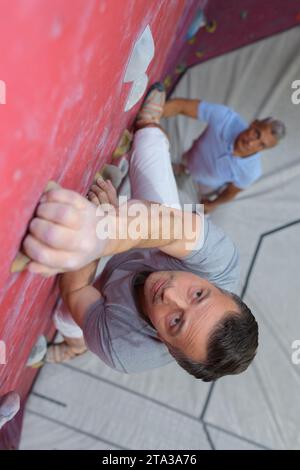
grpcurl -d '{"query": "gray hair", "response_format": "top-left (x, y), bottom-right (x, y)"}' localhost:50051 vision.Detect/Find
top-left (259, 117), bottom-right (286, 141)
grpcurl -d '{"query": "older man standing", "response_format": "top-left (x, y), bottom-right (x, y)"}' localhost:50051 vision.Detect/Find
top-left (163, 98), bottom-right (286, 212)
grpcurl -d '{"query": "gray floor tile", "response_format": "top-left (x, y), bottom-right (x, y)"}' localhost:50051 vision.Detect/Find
top-left (25, 364), bottom-right (210, 450)
top-left (207, 425), bottom-right (264, 450)
top-left (205, 226), bottom-right (300, 449)
top-left (20, 411), bottom-right (120, 450)
top-left (67, 352), bottom-right (211, 418)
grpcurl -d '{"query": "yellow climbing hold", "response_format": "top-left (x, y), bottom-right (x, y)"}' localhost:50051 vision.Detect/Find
top-left (30, 360), bottom-right (45, 369)
top-left (195, 50), bottom-right (204, 58)
top-left (206, 20), bottom-right (217, 33)
top-left (10, 252), bottom-right (31, 273)
top-left (112, 129), bottom-right (133, 159)
top-left (44, 180), bottom-right (61, 192)
top-left (188, 37), bottom-right (196, 45)
top-left (94, 170), bottom-right (102, 182)
top-left (163, 75), bottom-right (172, 89)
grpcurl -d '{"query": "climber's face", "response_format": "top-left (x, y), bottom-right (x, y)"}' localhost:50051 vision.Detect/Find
top-left (234, 120), bottom-right (278, 157)
top-left (140, 270), bottom-right (238, 361)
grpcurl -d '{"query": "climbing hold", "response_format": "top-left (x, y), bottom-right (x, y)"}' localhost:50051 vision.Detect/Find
top-left (30, 361), bottom-right (44, 369)
top-left (10, 180), bottom-right (60, 273)
top-left (205, 20), bottom-right (217, 33)
top-left (10, 253), bottom-right (31, 273)
top-left (44, 180), bottom-right (60, 192)
top-left (0, 391), bottom-right (20, 430)
top-left (187, 37), bottom-right (196, 45)
top-left (112, 129), bottom-right (133, 159)
top-left (26, 335), bottom-right (47, 367)
top-left (186, 9), bottom-right (206, 40)
top-left (163, 75), bottom-right (172, 89)
top-left (195, 50), bottom-right (205, 58)
top-left (240, 10), bottom-right (248, 20)
top-left (175, 64), bottom-right (186, 75)
top-left (94, 160), bottom-right (129, 191)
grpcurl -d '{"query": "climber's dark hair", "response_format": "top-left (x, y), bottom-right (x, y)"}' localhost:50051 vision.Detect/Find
top-left (167, 291), bottom-right (258, 382)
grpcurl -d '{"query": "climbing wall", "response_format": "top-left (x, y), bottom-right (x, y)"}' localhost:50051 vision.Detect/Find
top-left (0, 0), bottom-right (298, 449)
top-left (0, 0), bottom-right (202, 449)
top-left (163, 0), bottom-right (300, 93)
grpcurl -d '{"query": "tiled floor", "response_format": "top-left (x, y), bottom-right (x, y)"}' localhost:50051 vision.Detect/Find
top-left (21, 358), bottom-right (212, 450)
top-left (21, 355), bottom-right (269, 450)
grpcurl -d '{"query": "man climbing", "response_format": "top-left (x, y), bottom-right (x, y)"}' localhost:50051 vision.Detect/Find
top-left (23, 84), bottom-right (258, 382)
top-left (163, 98), bottom-right (286, 212)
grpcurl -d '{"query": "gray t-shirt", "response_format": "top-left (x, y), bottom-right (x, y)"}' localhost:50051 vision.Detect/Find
top-left (83, 218), bottom-right (239, 374)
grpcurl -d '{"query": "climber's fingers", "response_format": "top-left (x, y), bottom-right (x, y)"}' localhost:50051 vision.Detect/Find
top-left (40, 188), bottom-right (88, 210)
top-left (23, 235), bottom-right (82, 271)
top-left (104, 179), bottom-right (119, 207)
top-left (19, 184), bottom-right (105, 276)
top-left (90, 184), bottom-right (109, 205)
top-left (87, 190), bottom-right (101, 207)
top-left (89, 177), bottom-right (118, 208)
top-left (28, 218), bottom-right (80, 251)
top-left (36, 202), bottom-right (82, 229)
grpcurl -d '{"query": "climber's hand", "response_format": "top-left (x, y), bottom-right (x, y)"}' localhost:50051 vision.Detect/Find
top-left (87, 176), bottom-right (118, 208)
top-left (23, 188), bottom-right (105, 276)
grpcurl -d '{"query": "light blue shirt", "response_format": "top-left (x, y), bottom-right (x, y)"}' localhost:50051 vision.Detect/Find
top-left (186, 101), bottom-right (262, 189)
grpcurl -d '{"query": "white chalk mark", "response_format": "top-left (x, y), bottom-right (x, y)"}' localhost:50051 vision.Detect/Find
top-left (13, 170), bottom-right (22, 182)
top-left (0, 341), bottom-right (6, 365)
top-left (0, 80), bottom-right (6, 104)
top-left (50, 19), bottom-right (63, 39)
top-left (124, 25), bottom-right (155, 112)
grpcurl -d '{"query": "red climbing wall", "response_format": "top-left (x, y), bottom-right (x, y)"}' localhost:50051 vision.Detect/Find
top-left (0, 0), bottom-right (201, 448)
top-left (164, 0), bottom-right (300, 93)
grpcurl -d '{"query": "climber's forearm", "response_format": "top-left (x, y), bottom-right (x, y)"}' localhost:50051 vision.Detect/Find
top-left (22, 188), bottom-right (200, 276)
top-left (98, 198), bottom-right (201, 259)
top-left (163, 98), bottom-right (200, 118)
top-left (97, 199), bottom-right (188, 256)
top-left (59, 259), bottom-right (101, 328)
top-left (59, 259), bottom-right (99, 301)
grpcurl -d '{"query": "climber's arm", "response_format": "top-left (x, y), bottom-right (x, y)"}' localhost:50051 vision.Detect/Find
top-left (202, 183), bottom-right (242, 213)
top-left (59, 259), bottom-right (101, 328)
top-left (163, 98), bottom-right (200, 119)
top-left (23, 186), bottom-right (201, 275)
